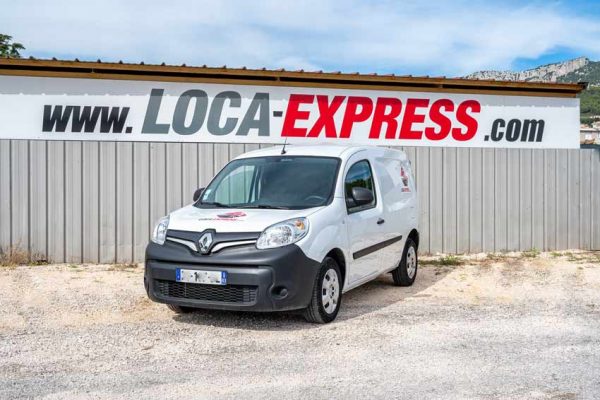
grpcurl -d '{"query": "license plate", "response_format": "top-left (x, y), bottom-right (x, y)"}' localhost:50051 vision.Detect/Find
top-left (176, 268), bottom-right (227, 285)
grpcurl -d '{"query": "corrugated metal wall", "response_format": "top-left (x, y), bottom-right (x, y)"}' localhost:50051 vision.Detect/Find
top-left (1, 139), bottom-right (599, 263)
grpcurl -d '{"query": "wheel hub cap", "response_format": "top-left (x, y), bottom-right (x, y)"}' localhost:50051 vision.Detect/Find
top-left (321, 268), bottom-right (340, 314)
top-left (406, 246), bottom-right (417, 279)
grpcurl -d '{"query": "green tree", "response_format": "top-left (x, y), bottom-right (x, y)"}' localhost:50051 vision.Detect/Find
top-left (0, 34), bottom-right (25, 58)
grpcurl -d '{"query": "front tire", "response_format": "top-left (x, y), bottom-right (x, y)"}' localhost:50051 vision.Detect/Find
top-left (392, 239), bottom-right (418, 286)
top-left (304, 257), bottom-right (342, 323)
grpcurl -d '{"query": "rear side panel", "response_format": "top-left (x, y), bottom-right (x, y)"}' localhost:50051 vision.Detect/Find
top-left (371, 152), bottom-right (417, 273)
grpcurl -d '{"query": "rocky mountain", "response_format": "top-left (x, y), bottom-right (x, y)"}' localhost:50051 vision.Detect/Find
top-left (465, 57), bottom-right (600, 123)
top-left (557, 61), bottom-right (600, 86)
top-left (464, 57), bottom-right (592, 83)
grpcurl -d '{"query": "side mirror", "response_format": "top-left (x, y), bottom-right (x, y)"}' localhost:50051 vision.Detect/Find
top-left (193, 187), bottom-right (205, 202)
top-left (351, 187), bottom-right (374, 207)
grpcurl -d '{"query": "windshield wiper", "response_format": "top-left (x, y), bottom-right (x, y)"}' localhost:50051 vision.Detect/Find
top-left (244, 204), bottom-right (290, 210)
top-left (200, 201), bottom-right (232, 208)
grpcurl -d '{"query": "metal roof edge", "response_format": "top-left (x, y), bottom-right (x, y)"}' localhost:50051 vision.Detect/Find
top-left (0, 58), bottom-right (586, 97)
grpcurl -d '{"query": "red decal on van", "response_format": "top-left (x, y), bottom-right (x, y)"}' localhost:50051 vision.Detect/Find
top-left (217, 211), bottom-right (247, 219)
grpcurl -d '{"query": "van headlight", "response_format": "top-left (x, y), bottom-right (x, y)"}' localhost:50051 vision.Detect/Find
top-left (151, 216), bottom-right (170, 245)
top-left (256, 218), bottom-right (309, 249)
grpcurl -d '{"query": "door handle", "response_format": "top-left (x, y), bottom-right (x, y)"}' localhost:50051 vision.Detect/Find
top-left (377, 218), bottom-right (385, 225)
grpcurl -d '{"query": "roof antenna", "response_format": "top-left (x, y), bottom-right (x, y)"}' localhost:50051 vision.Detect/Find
top-left (281, 137), bottom-right (288, 155)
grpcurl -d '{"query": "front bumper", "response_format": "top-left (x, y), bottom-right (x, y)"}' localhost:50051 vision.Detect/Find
top-left (144, 240), bottom-right (321, 312)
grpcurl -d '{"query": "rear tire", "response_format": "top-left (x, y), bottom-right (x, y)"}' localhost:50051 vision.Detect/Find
top-left (167, 304), bottom-right (195, 314)
top-left (304, 257), bottom-right (342, 324)
top-left (392, 239), bottom-right (418, 286)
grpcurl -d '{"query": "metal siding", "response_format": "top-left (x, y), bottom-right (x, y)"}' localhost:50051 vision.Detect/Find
top-left (442, 148), bottom-right (457, 253)
top-left (429, 148), bottom-right (443, 253)
top-left (579, 150), bottom-right (591, 250)
top-left (116, 142), bottom-right (133, 262)
top-left (10, 140), bottom-right (29, 252)
top-left (506, 150), bottom-right (520, 250)
top-left (99, 142), bottom-right (117, 264)
top-left (244, 144), bottom-right (261, 153)
top-left (531, 150), bottom-right (545, 250)
top-left (555, 150), bottom-right (569, 250)
top-left (543, 150), bottom-right (557, 250)
top-left (182, 143), bottom-right (199, 205)
top-left (214, 144), bottom-right (230, 174)
top-left (47, 141), bottom-right (65, 262)
top-left (65, 141), bottom-right (82, 262)
top-left (415, 147), bottom-right (430, 253)
top-left (166, 143), bottom-right (183, 213)
top-left (494, 149), bottom-right (508, 251)
top-left (29, 140), bottom-right (47, 259)
top-left (198, 143), bottom-right (214, 187)
top-left (1, 140), bottom-right (598, 262)
top-left (469, 148), bottom-right (483, 253)
top-left (82, 142), bottom-right (100, 263)
top-left (592, 150), bottom-right (600, 250)
top-left (519, 149), bottom-right (532, 250)
top-left (229, 144), bottom-right (246, 159)
top-left (0, 141), bottom-right (10, 252)
top-left (456, 148), bottom-right (470, 253)
top-left (149, 143), bottom-right (167, 231)
top-left (133, 143), bottom-right (150, 261)
top-left (567, 149), bottom-right (580, 249)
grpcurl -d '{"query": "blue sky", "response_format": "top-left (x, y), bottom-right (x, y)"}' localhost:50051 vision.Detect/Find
top-left (1, 0), bottom-right (600, 77)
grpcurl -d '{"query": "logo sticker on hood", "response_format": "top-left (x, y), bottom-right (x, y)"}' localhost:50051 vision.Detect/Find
top-left (198, 211), bottom-right (247, 221)
top-left (217, 211), bottom-right (246, 219)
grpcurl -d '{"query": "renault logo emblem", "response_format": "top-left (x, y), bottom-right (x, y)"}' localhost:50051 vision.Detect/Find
top-left (198, 232), bottom-right (214, 254)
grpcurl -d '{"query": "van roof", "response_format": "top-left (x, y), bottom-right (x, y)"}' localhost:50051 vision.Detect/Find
top-left (234, 144), bottom-right (383, 160)
top-left (237, 143), bottom-right (369, 158)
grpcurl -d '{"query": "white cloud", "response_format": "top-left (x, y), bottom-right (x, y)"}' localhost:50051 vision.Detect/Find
top-left (1, 0), bottom-right (599, 76)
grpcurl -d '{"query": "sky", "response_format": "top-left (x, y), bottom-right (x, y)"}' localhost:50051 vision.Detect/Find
top-left (1, 0), bottom-right (600, 77)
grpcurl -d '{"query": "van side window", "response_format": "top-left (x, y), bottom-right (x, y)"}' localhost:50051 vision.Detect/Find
top-left (345, 160), bottom-right (376, 212)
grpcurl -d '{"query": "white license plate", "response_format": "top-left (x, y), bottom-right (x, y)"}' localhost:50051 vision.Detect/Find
top-left (176, 268), bottom-right (227, 285)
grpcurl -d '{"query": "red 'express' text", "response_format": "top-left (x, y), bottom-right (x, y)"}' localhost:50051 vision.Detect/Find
top-left (281, 95), bottom-right (481, 141)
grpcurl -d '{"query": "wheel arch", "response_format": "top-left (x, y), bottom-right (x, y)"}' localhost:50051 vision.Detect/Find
top-left (325, 248), bottom-right (346, 289)
top-left (407, 229), bottom-right (420, 250)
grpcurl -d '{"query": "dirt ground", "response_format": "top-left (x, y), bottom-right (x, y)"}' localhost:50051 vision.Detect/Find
top-left (1, 251), bottom-right (599, 400)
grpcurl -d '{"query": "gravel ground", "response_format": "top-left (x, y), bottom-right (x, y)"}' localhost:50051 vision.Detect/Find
top-left (1, 252), bottom-right (600, 400)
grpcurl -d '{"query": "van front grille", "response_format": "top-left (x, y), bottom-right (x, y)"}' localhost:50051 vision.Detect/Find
top-left (154, 280), bottom-right (258, 304)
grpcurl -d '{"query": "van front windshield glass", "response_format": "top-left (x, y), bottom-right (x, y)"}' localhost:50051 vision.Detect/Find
top-left (197, 156), bottom-right (340, 210)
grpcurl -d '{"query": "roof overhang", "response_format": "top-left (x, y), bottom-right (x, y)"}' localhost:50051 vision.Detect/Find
top-left (0, 58), bottom-right (586, 98)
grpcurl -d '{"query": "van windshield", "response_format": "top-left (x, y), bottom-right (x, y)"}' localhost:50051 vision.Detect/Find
top-left (197, 156), bottom-right (340, 210)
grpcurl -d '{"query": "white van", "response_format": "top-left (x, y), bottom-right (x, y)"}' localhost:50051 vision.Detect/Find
top-left (144, 145), bottom-right (419, 323)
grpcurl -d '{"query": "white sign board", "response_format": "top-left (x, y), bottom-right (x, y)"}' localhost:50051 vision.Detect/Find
top-left (0, 75), bottom-right (580, 148)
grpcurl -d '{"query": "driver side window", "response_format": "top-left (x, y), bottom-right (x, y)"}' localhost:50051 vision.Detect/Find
top-left (345, 160), bottom-right (376, 213)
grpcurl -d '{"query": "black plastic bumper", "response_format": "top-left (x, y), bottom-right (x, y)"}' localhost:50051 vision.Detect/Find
top-left (144, 240), bottom-right (321, 312)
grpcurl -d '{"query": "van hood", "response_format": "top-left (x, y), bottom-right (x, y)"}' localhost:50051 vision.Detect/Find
top-left (167, 204), bottom-right (322, 233)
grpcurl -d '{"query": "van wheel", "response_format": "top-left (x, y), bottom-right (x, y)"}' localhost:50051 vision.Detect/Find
top-left (392, 239), bottom-right (418, 286)
top-left (304, 257), bottom-right (342, 324)
top-left (167, 304), bottom-right (194, 314)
